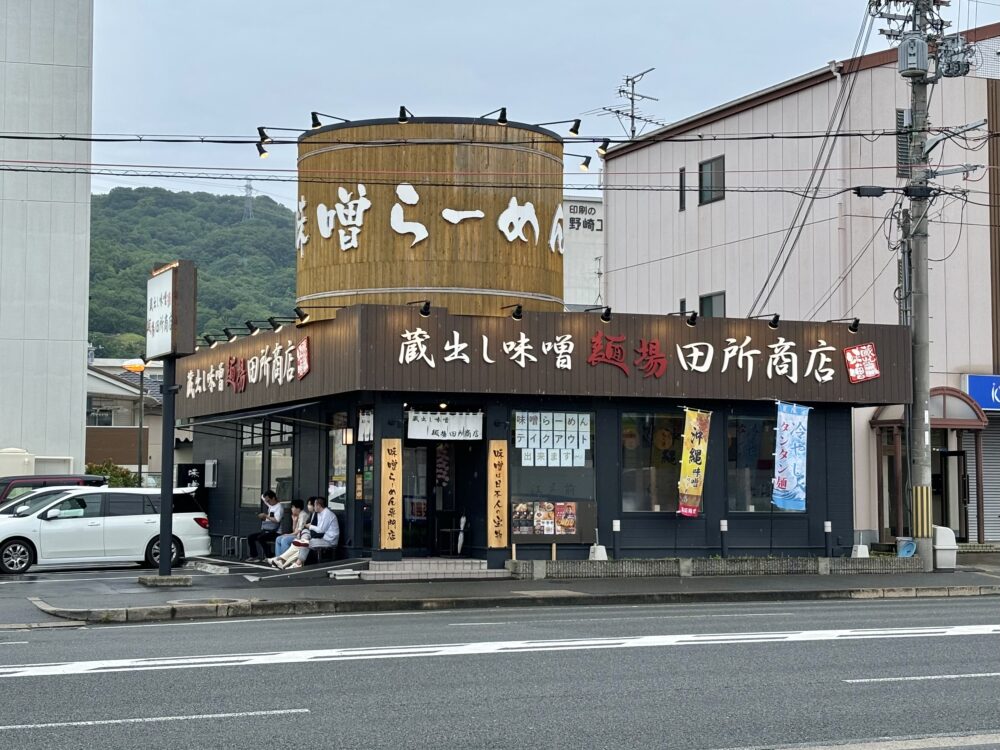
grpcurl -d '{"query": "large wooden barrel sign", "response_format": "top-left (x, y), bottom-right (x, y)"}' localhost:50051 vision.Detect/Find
top-left (295, 118), bottom-right (565, 319)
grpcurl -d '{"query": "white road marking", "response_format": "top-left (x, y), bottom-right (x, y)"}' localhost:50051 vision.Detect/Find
top-left (3, 623), bottom-right (999, 678)
top-left (714, 730), bottom-right (1000, 749)
top-left (447, 612), bottom-right (793, 626)
top-left (0, 641), bottom-right (28, 646)
top-left (0, 708), bottom-right (309, 731)
top-left (845, 672), bottom-right (1000, 684)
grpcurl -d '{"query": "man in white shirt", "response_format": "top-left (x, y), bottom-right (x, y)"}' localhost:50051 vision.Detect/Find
top-left (246, 490), bottom-right (284, 562)
top-left (289, 496), bottom-right (339, 568)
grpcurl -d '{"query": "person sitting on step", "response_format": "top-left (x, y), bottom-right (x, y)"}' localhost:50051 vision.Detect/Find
top-left (269, 498), bottom-right (307, 563)
top-left (287, 496), bottom-right (339, 569)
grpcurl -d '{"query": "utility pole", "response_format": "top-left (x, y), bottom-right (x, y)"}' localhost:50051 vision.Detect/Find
top-left (907, 0), bottom-right (934, 569)
top-left (242, 179), bottom-right (254, 221)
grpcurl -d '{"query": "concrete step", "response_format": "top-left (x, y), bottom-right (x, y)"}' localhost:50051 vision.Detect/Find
top-left (359, 569), bottom-right (511, 582)
top-left (369, 558), bottom-right (487, 572)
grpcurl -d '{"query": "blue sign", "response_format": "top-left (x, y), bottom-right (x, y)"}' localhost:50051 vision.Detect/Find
top-left (964, 374), bottom-right (1000, 411)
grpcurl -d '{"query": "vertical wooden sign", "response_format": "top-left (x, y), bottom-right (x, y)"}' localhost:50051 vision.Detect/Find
top-left (380, 438), bottom-right (402, 549)
top-left (487, 439), bottom-right (509, 549)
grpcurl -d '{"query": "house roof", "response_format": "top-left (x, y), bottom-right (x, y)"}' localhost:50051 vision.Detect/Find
top-left (604, 22), bottom-right (1000, 161)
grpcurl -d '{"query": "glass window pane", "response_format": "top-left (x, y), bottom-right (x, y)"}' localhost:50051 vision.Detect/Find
top-left (57, 495), bottom-right (102, 519)
top-left (621, 412), bottom-right (684, 513)
top-left (727, 416), bottom-right (777, 512)
top-left (107, 494), bottom-right (145, 516)
top-left (929, 395), bottom-right (945, 419)
top-left (943, 396), bottom-right (977, 421)
top-left (329, 411), bottom-right (348, 503)
top-left (510, 411), bottom-right (596, 506)
top-left (241, 449), bottom-right (263, 507)
top-left (270, 446), bottom-right (293, 501)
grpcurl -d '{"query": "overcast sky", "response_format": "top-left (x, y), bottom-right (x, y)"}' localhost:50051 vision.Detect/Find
top-left (90, 0), bottom-right (1000, 208)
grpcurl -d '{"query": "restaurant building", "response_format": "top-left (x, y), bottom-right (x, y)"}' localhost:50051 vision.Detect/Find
top-left (175, 116), bottom-right (912, 564)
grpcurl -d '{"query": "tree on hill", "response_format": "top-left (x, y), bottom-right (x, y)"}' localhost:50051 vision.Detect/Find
top-left (89, 187), bottom-right (296, 358)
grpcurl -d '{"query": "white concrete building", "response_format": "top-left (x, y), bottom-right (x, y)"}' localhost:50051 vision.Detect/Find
top-left (604, 24), bottom-right (1000, 543)
top-left (0, 0), bottom-right (93, 471)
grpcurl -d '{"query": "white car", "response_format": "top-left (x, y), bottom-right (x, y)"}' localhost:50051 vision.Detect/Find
top-left (0, 486), bottom-right (211, 574)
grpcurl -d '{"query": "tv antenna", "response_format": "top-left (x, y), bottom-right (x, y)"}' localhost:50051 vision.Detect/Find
top-left (586, 68), bottom-right (666, 139)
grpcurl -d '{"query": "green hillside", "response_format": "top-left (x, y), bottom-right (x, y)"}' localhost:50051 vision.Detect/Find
top-left (89, 187), bottom-right (296, 358)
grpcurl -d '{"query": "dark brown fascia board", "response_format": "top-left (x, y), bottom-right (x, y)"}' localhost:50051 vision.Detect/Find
top-left (604, 22), bottom-right (1000, 162)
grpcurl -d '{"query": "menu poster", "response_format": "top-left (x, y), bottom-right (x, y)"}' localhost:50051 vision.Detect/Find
top-left (533, 501), bottom-right (555, 534)
top-left (554, 502), bottom-right (577, 535)
top-left (512, 502), bottom-right (534, 534)
top-left (513, 411), bottom-right (594, 470)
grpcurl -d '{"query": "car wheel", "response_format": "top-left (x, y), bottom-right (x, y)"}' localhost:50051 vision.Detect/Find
top-left (0, 539), bottom-right (33, 574)
top-left (144, 536), bottom-right (182, 568)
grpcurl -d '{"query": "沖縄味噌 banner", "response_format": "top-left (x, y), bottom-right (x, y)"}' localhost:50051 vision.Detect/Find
top-left (678, 408), bottom-right (711, 517)
top-left (772, 401), bottom-right (811, 512)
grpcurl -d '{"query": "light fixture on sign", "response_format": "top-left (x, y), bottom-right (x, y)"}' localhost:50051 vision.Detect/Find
top-left (827, 317), bottom-right (861, 334)
top-left (256, 126), bottom-right (273, 144)
top-left (310, 111), bottom-right (350, 129)
top-left (500, 303), bottom-right (523, 321)
top-left (256, 142), bottom-right (268, 159)
top-left (398, 106), bottom-right (414, 124)
top-left (481, 107), bottom-right (508, 125)
top-left (537, 118), bottom-right (582, 136)
top-left (439, 403), bottom-right (448, 410)
top-left (245, 320), bottom-right (265, 337)
top-left (407, 299), bottom-right (431, 317)
top-left (585, 305), bottom-right (612, 323)
top-left (565, 152), bottom-right (592, 172)
top-left (597, 138), bottom-right (611, 156)
top-left (267, 316), bottom-right (297, 333)
top-left (750, 313), bottom-right (781, 330)
top-left (223, 326), bottom-right (252, 342)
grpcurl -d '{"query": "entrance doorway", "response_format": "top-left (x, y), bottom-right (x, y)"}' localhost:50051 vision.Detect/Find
top-left (400, 441), bottom-right (485, 556)
top-left (934, 449), bottom-right (969, 541)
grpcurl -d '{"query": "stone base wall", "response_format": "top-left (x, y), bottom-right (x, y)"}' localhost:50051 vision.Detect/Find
top-left (506, 556), bottom-right (925, 580)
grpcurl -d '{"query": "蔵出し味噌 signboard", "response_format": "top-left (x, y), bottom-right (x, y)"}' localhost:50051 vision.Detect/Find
top-left (175, 307), bottom-right (911, 420)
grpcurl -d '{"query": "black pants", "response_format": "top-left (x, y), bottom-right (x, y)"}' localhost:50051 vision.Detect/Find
top-left (247, 529), bottom-right (278, 559)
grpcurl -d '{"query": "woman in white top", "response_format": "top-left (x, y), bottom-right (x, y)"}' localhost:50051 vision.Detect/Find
top-left (268, 498), bottom-right (309, 564)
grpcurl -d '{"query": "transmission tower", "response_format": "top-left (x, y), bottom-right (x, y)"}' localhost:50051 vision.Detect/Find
top-left (242, 179), bottom-right (254, 221)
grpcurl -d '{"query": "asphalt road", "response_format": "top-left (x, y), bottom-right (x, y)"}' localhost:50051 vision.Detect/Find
top-left (1, 598), bottom-right (1000, 749)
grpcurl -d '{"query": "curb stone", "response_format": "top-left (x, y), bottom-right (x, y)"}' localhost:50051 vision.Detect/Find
top-left (27, 584), bottom-right (1000, 624)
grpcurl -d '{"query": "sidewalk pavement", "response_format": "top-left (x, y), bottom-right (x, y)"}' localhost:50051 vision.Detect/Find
top-left (19, 555), bottom-right (1000, 625)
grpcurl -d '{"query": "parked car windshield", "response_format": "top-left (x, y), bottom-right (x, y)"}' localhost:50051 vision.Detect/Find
top-left (0, 487), bottom-right (68, 516)
top-left (3, 490), bottom-right (74, 517)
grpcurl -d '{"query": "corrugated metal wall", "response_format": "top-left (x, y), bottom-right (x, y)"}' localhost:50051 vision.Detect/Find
top-left (963, 418), bottom-right (1000, 542)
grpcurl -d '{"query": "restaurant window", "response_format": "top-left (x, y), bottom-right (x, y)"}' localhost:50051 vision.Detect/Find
top-left (328, 412), bottom-right (349, 504)
top-left (270, 446), bottom-right (293, 502)
top-left (621, 412), bottom-right (685, 513)
top-left (240, 449), bottom-right (263, 508)
top-left (699, 292), bottom-right (725, 318)
top-left (726, 415), bottom-right (780, 512)
top-left (698, 155), bottom-right (725, 205)
top-left (678, 167), bottom-right (686, 211)
top-left (510, 411), bottom-right (595, 536)
top-left (240, 421), bottom-right (264, 508)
